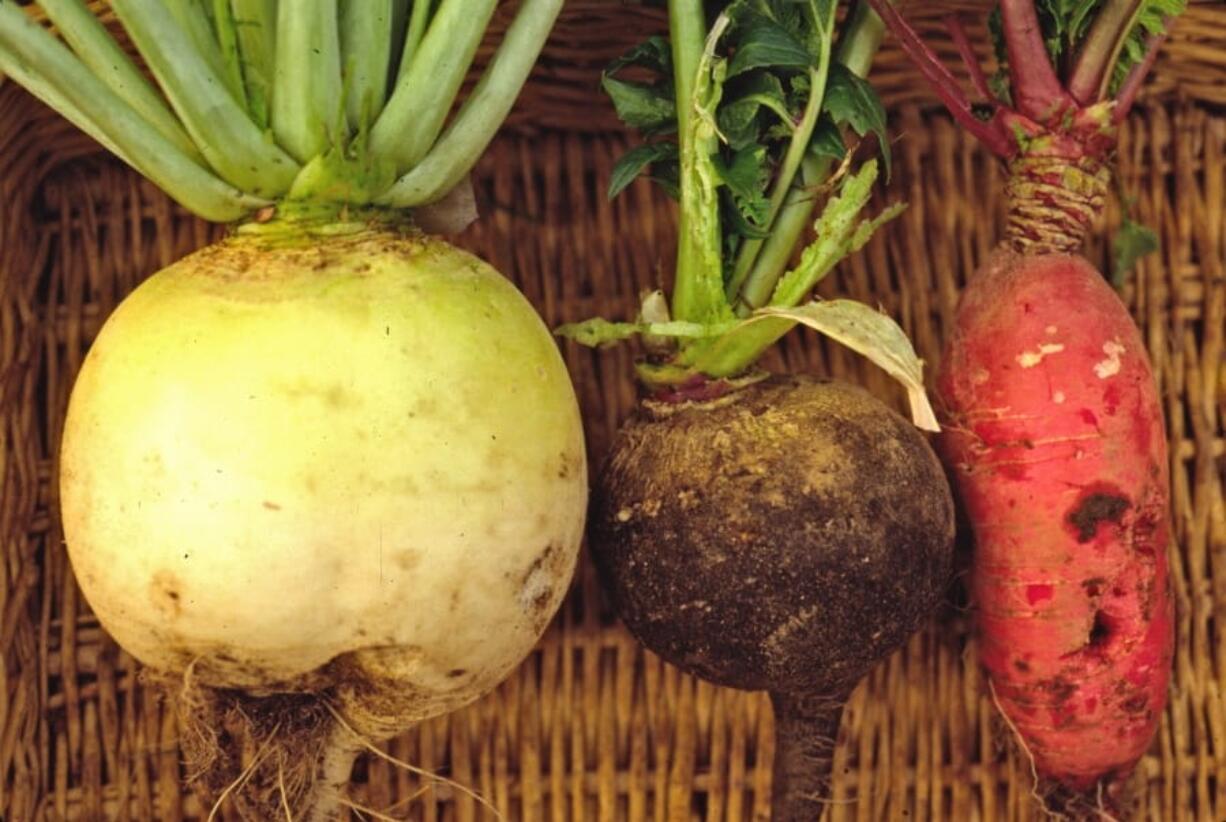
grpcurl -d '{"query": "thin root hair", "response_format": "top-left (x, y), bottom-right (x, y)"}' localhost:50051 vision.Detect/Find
top-left (323, 700), bottom-right (505, 820)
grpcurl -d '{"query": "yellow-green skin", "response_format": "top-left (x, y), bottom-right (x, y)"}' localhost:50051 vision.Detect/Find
top-left (60, 224), bottom-right (587, 736)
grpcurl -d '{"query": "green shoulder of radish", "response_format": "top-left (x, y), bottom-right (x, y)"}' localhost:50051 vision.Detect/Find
top-left (556, 2), bottom-right (955, 817)
top-left (1, 1), bottom-right (583, 818)
top-left (866, 0), bottom-right (1182, 813)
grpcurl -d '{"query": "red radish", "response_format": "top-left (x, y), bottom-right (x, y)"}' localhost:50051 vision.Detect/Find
top-left (868, 0), bottom-right (1180, 808)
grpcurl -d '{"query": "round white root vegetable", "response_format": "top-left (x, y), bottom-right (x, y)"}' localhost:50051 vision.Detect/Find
top-left (3, 0), bottom-right (575, 814)
top-left (60, 225), bottom-right (586, 816)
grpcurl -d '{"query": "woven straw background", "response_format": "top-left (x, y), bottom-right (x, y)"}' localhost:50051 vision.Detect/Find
top-left (0, 2), bottom-right (1222, 819)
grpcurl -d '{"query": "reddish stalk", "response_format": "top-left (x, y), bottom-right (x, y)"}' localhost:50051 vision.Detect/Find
top-left (1113, 31), bottom-right (1169, 122)
top-left (864, 0), bottom-right (1014, 156)
top-left (1067, 0), bottom-right (1143, 104)
top-left (944, 14), bottom-right (995, 102)
top-left (998, 0), bottom-right (1071, 121)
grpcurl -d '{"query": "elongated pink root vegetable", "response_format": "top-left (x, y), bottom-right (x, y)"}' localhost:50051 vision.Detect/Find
top-left (869, 0), bottom-right (1178, 809)
top-left (941, 251), bottom-right (1172, 793)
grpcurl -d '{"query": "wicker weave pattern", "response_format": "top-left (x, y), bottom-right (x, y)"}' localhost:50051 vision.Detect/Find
top-left (1, 3), bottom-right (1223, 820)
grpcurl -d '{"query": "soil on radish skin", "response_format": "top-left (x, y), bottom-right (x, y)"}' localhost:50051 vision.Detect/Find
top-left (591, 375), bottom-right (956, 696)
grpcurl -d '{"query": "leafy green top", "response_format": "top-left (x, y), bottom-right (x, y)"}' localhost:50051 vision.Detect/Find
top-left (989, 0), bottom-right (1186, 100)
top-left (557, 1), bottom-right (939, 430)
top-left (0, 0), bottom-right (564, 224)
top-left (602, 3), bottom-right (890, 273)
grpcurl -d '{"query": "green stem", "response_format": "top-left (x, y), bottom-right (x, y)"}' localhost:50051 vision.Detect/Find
top-left (732, 155), bottom-right (830, 316)
top-left (340, 0), bottom-right (394, 131)
top-left (111, 0), bottom-right (299, 197)
top-left (669, 0), bottom-right (705, 143)
top-left (0, 3), bottom-right (262, 221)
top-left (677, 2), bottom-right (894, 380)
top-left (230, 0), bottom-right (276, 128)
top-left (728, 62), bottom-right (830, 311)
top-left (272, 0), bottom-right (343, 164)
top-left (729, 0), bottom-right (885, 316)
top-left (376, 0), bottom-right (564, 208)
top-left (370, 0), bottom-right (498, 174)
top-left (668, 0), bottom-right (717, 325)
top-left (37, 0), bottom-right (202, 160)
top-left (163, 0), bottom-right (242, 103)
top-left (838, 0), bottom-right (888, 77)
top-left (210, 0), bottom-right (249, 113)
top-left (396, 0), bottom-right (434, 83)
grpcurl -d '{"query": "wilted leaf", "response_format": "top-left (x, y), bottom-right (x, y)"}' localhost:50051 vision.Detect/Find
top-left (755, 300), bottom-right (938, 431)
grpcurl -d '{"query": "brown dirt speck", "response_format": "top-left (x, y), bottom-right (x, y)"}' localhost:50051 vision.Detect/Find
top-left (151, 570), bottom-right (183, 618)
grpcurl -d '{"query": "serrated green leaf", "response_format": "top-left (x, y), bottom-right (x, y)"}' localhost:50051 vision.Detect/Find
top-left (608, 142), bottom-right (678, 200)
top-left (755, 300), bottom-right (939, 431)
top-left (1109, 0), bottom-right (1186, 94)
top-left (849, 201), bottom-right (907, 253)
top-left (823, 63), bottom-right (891, 177)
top-left (770, 159), bottom-right (902, 307)
top-left (727, 13), bottom-right (813, 77)
top-left (601, 73), bottom-right (676, 135)
top-left (1111, 216), bottom-right (1159, 286)
top-left (712, 145), bottom-right (771, 228)
top-left (607, 35), bottom-right (673, 78)
top-left (1034, 0), bottom-right (1102, 62)
top-left (721, 193), bottom-right (772, 241)
top-left (807, 115), bottom-right (846, 161)
top-left (651, 166), bottom-right (681, 200)
top-left (1068, 1), bottom-right (1100, 43)
top-left (717, 70), bottom-right (792, 150)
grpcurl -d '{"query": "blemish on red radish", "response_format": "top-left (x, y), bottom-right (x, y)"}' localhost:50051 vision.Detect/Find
top-left (1065, 486), bottom-right (1130, 543)
top-left (1102, 382), bottom-right (1122, 415)
top-left (1082, 577), bottom-right (1106, 597)
top-left (1026, 583), bottom-right (1054, 604)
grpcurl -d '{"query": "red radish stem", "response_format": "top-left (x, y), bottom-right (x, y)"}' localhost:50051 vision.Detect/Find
top-left (944, 15), bottom-right (995, 103)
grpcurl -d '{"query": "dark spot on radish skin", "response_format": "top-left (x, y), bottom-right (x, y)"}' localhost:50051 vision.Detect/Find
top-left (1014, 658), bottom-right (1031, 673)
top-left (1066, 490), bottom-right (1130, 543)
top-left (1079, 409), bottom-right (1098, 426)
top-left (1040, 676), bottom-right (1077, 703)
top-left (1121, 693), bottom-right (1148, 713)
top-left (1082, 577), bottom-right (1106, 597)
top-left (1087, 611), bottom-right (1113, 649)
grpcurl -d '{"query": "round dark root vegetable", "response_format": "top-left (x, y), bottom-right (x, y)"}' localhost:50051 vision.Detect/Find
top-left (591, 376), bottom-right (955, 820)
top-left (557, 1), bottom-right (957, 815)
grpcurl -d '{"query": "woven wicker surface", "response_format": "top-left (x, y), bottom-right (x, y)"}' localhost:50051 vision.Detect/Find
top-left (0, 2), bottom-right (1222, 820)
